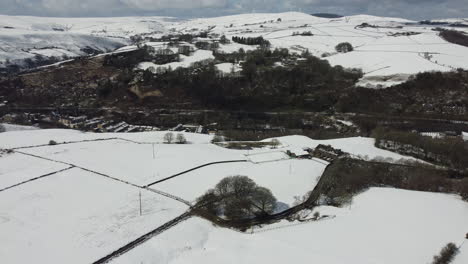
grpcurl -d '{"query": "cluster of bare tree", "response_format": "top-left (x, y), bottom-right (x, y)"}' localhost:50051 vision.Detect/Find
top-left (196, 175), bottom-right (277, 220)
top-left (163, 132), bottom-right (187, 144)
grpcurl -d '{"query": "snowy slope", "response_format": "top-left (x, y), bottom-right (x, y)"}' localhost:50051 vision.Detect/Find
top-left (155, 158), bottom-right (327, 206)
top-left (111, 188), bottom-right (468, 264)
top-left (170, 12), bottom-right (468, 87)
top-left (20, 139), bottom-right (245, 186)
top-left (0, 123), bottom-right (39, 132)
top-left (270, 135), bottom-right (418, 161)
top-left (0, 15), bottom-right (171, 67)
top-left (1, 128), bottom-right (467, 263)
top-left (0, 168), bottom-right (187, 264)
top-left (0, 152), bottom-right (68, 190)
top-left (2, 12), bottom-right (468, 86)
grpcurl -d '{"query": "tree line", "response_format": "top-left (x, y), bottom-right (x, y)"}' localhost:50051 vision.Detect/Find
top-left (231, 36), bottom-right (271, 47)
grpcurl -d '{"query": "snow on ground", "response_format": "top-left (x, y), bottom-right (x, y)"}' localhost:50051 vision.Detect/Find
top-left (0, 168), bottom-right (187, 264)
top-left (0, 129), bottom-right (212, 149)
top-left (453, 242), bottom-right (468, 264)
top-left (154, 158), bottom-right (327, 206)
top-left (272, 135), bottom-right (416, 161)
top-left (170, 12), bottom-right (468, 87)
top-left (110, 187), bottom-right (468, 264)
top-left (0, 123), bottom-right (39, 132)
top-left (20, 139), bottom-right (244, 186)
top-left (0, 15), bottom-right (172, 65)
top-left (0, 152), bottom-right (68, 190)
top-left (245, 150), bottom-right (289, 163)
top-left (215, 62), bottom-right (242, 73)
top-left (138, 49), bottom-right (214, 71)
top-left (1, 129), bottom-right (466, 263)
top-left (2, 12), bottom-right (468, 86)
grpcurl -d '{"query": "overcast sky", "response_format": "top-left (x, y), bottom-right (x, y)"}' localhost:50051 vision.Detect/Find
top-left (0, 0), bottom-right (467, 19)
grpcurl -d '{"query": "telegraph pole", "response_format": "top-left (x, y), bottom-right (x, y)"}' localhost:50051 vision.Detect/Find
top-left (139, 191), bottom-right (142, 216)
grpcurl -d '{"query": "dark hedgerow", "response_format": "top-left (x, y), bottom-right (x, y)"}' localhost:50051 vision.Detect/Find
top-left (432, 243), bottom-right (459, 264)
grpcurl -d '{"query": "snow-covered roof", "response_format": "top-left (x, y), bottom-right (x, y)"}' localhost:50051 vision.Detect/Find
top-left (287, 147), bottom-right (309, 156)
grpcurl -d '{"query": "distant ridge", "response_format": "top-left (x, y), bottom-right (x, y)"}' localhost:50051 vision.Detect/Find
top-left (311, 13), bottom-right (343, 18)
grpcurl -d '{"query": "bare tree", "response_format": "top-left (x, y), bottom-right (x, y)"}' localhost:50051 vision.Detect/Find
top-left (163, 132), bottom-right (174, 144)
top-left (270, 138), bottom-right (280, 148)
top-left (211, 131), bottom-right (224, 143)
top-left (176, 133), bottom-right (187, 144)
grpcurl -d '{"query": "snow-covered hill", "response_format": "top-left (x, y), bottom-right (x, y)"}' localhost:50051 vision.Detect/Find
top-left (112, 187), bottom-right (468, 264)
top-left (0, 128), bottom-right (467, 263)
top-left (0, 15), bottom-right (172, 68)
top-left (169, 12), bottom-right (468, 87)
top-left (1, 12), bottom-right (468, 87)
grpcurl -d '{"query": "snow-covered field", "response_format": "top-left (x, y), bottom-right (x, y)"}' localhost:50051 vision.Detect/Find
top-left (155, 158), bottom-right (327, 206)
top-left (271, 135), bottom-right (419, 161)
top-left (2, 12), bottom-right (468, 87)
top-left (111, 187), bottom-right (468, 264)
top-left (170, 12), bottom-right (468, 87)
top-left (0, 123), bottom-right (39, 132)
top-left (0, 152), bottom-right (69, 190)
top-left (1, 128), bottom-right (467, 263)
top-left (0, 168), bottom-right (187, 264)
top-left (20, 139), bottom-right (245, 186)
top-left (0, 129), bottom-right (331, 263)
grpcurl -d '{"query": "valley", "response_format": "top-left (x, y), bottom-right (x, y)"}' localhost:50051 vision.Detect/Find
top-left (1, 11), bottom-right (468, 264)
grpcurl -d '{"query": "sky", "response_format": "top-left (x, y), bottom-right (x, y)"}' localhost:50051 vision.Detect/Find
top-left (0, 0), bottom-right (467, 19)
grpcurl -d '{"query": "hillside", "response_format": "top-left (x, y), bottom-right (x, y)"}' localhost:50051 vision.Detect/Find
top-left (0, 129), bottom-right (466, 263)
top-left (0, 15), bottom-right (171, 71)
top-left (2, 12), bottom-right (468, 87)
top-left (2, 11), bottom-right (468, 264)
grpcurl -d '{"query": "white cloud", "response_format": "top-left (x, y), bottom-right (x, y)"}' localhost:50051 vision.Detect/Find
top-left (120, 0), bottom-right (227, 10)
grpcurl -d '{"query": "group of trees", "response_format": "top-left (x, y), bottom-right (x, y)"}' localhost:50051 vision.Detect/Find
top-left (100, 41), bottom-right (467, 121)
top-left (196, 175), bottom-right (277, 220)
top-left (104, 48), bottom-right (153, 69)
top-left (336, 70), bottom-right (468, 117)
top-left (163, 132), bottom-right (187, 144)
top-left (335, 42), bottom-right (353, 53)
top-left (195, 41), bottom-right (219, 51)
top-left (137, 48), bottom-right (360, 111)
top-left (373, 127), bottom-right (468, 171)
top-left (231, 36), bottom-right (271, 47)
top-left (292, 31), bottom-right (313, 36)
top-left (432, 243), bottom-right (459, 264)
top-left (437, 29), bottom-right (468, 47)
top-left (314, 157), bottom-right (468, 208)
